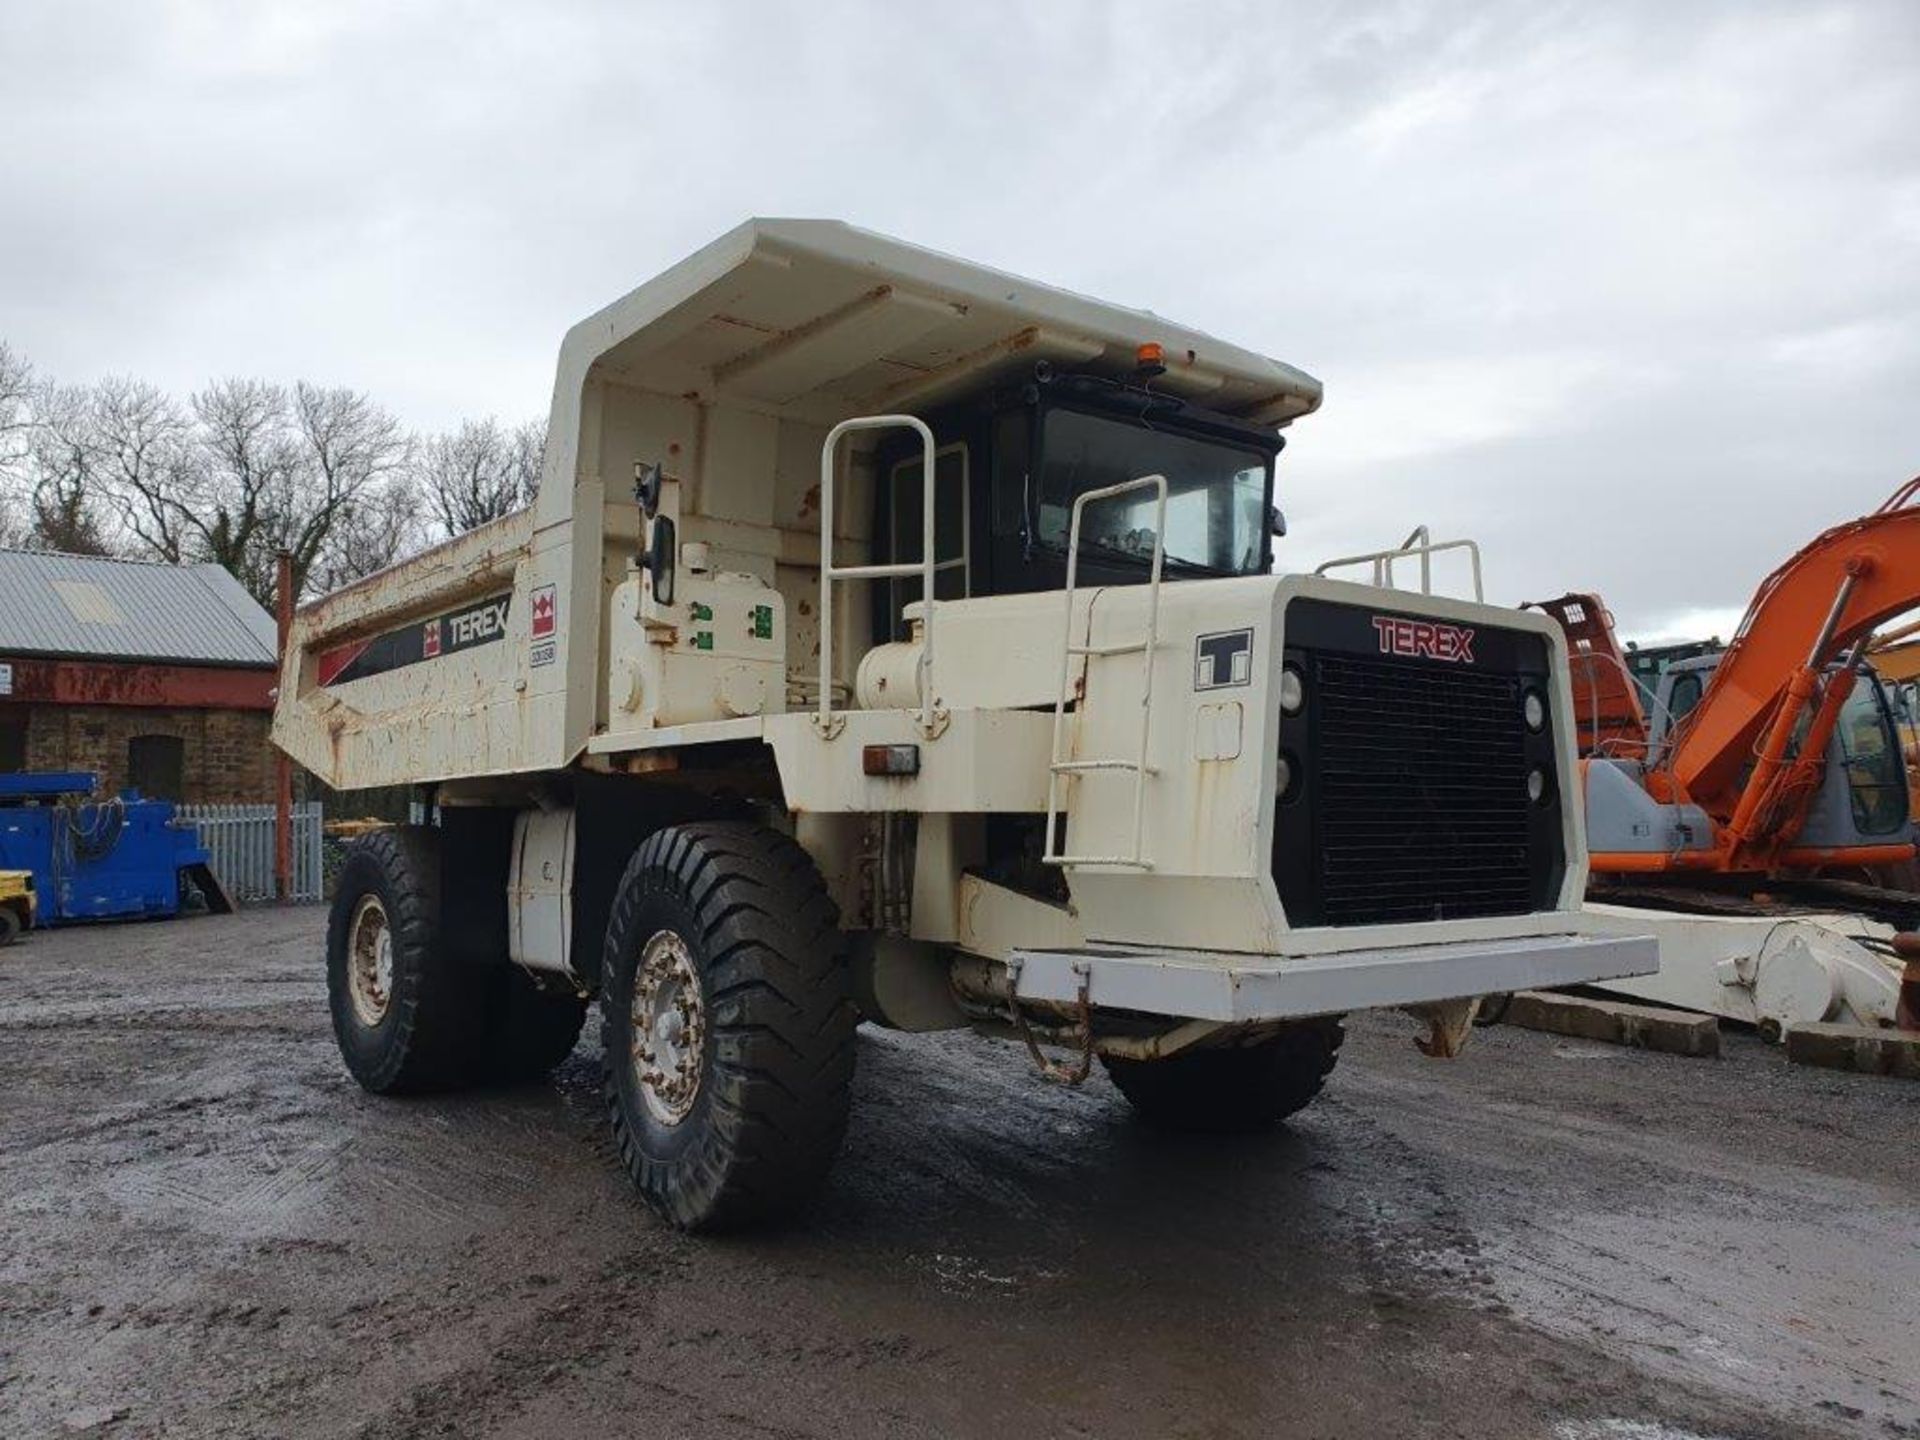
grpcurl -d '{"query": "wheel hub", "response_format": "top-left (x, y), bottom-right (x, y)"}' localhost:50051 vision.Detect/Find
top-left (347, 895), bottom-right (394, 1026)
top-left (631, 930), bottom-right (706, 1124)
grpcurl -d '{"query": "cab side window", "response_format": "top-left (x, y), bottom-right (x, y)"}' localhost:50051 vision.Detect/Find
top-left (1666, 672), bottom-right (1704, 725)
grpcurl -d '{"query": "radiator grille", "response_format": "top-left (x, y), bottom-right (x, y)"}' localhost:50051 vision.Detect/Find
top-left (1310, 652), bottom-right (1534, 924)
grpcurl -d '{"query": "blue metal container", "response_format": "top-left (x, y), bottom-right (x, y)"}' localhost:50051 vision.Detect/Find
top-left (0, 773), bottom-right (215, 925)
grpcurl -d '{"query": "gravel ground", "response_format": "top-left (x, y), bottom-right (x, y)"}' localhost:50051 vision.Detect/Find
top-left (1, 907), bottom-right (1916, 1440)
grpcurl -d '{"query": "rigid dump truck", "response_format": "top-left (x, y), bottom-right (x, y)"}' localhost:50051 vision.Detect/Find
top-left (275, 220), bottom-right (1654, 1230)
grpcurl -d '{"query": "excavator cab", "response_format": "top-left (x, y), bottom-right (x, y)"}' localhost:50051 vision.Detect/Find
top-left (1641, 654), bottom-right (1911, 849)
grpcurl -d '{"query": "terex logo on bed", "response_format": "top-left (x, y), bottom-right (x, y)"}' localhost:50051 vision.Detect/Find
top-left (317, 592), bottom-right (513, 686)
top-left (1372, 615), bottom-right (1475, 664)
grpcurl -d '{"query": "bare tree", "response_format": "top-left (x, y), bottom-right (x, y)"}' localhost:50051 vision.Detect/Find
top-left (510, 417), bottom-right (546, 508)
top-left (0, 341), bottom-right (33, 479)
top-left (415, 417), bottom-right (543, 539)
top-left (275, 382), bottom-right (409, 596)
top-left (0, 342), bottom-right (36, 542)
top-left (0, 341), bottom-right (539, 595)
top-left (90, 376), bottom-right (193, 562)
top-left (316, 473), bottom-right (421, 590)
top-left (24, 382), bottom-right (115, 555)
top-left (165, 377), bottom-right (298, 599)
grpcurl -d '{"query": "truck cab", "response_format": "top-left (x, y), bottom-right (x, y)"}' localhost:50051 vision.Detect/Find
top-left (866, 364), bottom-right (1283, 633)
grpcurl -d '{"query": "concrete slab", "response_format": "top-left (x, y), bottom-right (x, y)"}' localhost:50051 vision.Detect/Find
top-left (1783, 1021), bottom-right (1920, 1079)
top-left (1503, 990), bottom-right (1721, 1058)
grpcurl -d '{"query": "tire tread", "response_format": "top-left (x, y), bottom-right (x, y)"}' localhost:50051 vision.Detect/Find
top-left (600, 822), bottom-right (854, 1231)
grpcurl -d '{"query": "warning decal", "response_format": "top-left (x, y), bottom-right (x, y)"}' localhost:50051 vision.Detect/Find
top-left (529, 583), bottom-right (558, 667)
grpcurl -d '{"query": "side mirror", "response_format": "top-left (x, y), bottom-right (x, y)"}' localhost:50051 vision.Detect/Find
top-left (648, 515), bottom-right (676, 605)
top-left (1270, 505), bottom-right (1288, 539)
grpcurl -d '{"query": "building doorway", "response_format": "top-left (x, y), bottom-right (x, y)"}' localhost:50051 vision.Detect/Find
top-left (127, 733), bottom-right (185, 800)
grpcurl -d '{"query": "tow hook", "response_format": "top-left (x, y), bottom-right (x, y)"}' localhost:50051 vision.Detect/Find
top-left (1407, 997), bottom-right (1482, 1059)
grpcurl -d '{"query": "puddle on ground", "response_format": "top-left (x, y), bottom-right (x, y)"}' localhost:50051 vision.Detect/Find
top-left (1555, 1422), bottom-right (1727, 1440)
top-left (1486, 1201), bottom-right (1919, 1435)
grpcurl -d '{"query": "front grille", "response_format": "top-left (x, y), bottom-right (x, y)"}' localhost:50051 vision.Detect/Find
top-left (1311, 652), bottom-right (1533, 924)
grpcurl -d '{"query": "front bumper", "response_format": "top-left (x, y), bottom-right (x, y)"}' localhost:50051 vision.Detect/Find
top-left (1008, 931), bottom-right (1657, 1023)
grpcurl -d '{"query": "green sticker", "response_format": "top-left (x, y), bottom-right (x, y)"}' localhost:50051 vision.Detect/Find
top-left (690, 601), bottom-right (713, 622)
top-left (752, 604), bottom-right (774, 640)
top-left (692, 631), bottom-right (714, 651)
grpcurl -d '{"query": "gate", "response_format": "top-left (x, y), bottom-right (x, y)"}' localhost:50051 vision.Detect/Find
top-left (177, 801), bottom-right (325, 904)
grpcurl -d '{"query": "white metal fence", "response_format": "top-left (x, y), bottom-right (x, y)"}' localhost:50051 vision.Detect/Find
top-left (178, 801), bottom-right (325, 905)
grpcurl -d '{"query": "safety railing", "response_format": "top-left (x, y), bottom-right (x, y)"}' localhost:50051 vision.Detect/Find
top-left (1043, 474), bottom-right (1168, 869)
top-left (1314, 525), bottom-right (1485, 601)
top-left (815, 414), bottom-right (957, 737)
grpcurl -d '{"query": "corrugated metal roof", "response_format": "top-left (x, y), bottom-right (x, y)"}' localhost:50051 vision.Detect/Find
top-left (0, 549), bottom-right (277, 667)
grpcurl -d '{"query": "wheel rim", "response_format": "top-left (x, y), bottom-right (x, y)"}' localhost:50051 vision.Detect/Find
top-left (347, 894), bottom-right (395, 1027)
top-left (630, 929), bottom-right (706, 1125)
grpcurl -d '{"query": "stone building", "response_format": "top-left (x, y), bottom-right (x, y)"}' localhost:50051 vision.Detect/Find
top-left (0, 550), bottom-right (278, 803)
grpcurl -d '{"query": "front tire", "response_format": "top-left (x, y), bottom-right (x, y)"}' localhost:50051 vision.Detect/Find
top-left (0, 907), bottom-right (20, 946)
top-left (600, 822), bottom-right (855, 1231)
top-left (1103, 1018), bottom-right (1344, 1132)
top-left (327, 828), bottom-right (482, 1094)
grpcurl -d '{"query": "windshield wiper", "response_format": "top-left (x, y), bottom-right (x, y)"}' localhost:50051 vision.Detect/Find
top-left (1076, 537), bottom-right (1218, 576)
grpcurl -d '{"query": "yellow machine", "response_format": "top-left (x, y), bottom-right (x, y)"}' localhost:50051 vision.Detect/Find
top-left (0, 870), bottom-right (35, 946)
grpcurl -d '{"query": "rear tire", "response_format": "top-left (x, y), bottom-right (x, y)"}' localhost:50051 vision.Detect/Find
top-left (326, 828), bottom-right (482, 1094)
top-left (600, 822), bottom-right (855, 1231)
top-left (1103, 1018), bottom-right (1344, 1132)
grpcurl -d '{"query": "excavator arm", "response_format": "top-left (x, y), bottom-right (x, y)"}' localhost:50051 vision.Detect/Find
top-left (1537, 477), bottom-right (1920, 876)
top-left (1669, 478), bottom-right (1920, 842)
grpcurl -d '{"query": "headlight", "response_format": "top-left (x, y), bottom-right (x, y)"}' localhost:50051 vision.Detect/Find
top-left (1527, 768), bottom-right (1547, 803)
top-left (1275, 750), bottom-right (1302, 804)
top-left (1523, 689), bottom-right (1546, 732)
top-left (1280, 664), bottom-right (1305, 716)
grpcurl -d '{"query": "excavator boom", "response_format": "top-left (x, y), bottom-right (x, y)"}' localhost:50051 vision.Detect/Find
top-left (1536, 478), bottom-right (1920, 1036)
top-left (1670, 477), bottom-right (1920, 817)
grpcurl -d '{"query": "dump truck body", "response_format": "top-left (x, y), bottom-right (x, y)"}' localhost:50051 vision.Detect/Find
top-left (278, 220), bottom-right (1652, 1227)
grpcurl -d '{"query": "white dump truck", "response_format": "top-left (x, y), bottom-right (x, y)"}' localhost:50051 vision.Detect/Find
top-left (275, 220), bottom-right (1654, 1229)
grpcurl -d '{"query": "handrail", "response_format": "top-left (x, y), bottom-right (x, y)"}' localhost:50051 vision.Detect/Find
top-left (1314, 528), bottom-right (1485, 601)
top-left (815, 414), bottom-right (940, 736)
top-left (1043, 474), bottom-right (1168, 869)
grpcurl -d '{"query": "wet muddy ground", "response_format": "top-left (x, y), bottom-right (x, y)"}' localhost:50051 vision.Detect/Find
top-left (1, 907), bottom-right (1915, 1439)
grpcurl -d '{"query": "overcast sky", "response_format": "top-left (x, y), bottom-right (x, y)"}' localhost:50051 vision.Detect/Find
top-left (3, 0), bottom-right (1916, 639)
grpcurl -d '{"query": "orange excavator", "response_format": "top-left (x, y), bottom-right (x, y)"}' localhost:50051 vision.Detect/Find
top-left (1534, 476), bottom-right (1920, 1032)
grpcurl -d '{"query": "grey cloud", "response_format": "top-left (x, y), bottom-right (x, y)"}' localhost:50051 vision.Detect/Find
top-left (1, 0), bottom-right (1915, 637)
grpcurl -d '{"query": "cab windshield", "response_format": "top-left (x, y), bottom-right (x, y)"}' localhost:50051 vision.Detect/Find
top-left (1035, 408), bottom-right (1271, 575)
top-left (1838, 677), bottom-right (1909, 836)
